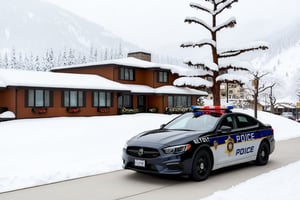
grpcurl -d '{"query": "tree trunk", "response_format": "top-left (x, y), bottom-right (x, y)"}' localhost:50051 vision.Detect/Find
top-left (254, 79), bottom-right (259, 118)
top-left (212, 81), bottom-right (221, 106)
top-left (211, 14), bottom-right (220, 106)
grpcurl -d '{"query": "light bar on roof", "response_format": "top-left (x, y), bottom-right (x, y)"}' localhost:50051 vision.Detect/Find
top-left (191, 105), bottom-right (234, 110)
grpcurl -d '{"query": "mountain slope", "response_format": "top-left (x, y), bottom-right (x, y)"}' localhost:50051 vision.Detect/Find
top-left (0, 0), bottom-right (139, 56)
top-left (262, 41), bottom-right (300, 103)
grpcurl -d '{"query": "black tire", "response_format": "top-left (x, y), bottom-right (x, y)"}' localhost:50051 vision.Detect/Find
top-left (191, 150), bottom-right (212, 181)
top-left (255, 141), bottom-right (270, 165)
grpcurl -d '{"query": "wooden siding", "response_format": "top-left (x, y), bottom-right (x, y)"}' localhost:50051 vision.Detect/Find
top-left (0, 88), bottom-right (120, 119)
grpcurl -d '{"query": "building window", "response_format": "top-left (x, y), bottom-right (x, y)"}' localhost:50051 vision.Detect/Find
top-left (93, 91), bottom-right (112, 107)
top-left (118, 95), bottom-right (133, 108)
top-left (168, 96), bottom-right (192, 108)
top-left (119, 67), bottom-right (134, 81)
top-left (63, 90), bottom-right (85, 107)
top-left (157, 71), bottom-right (168, 83)
top-left (26, 89), bottom-right (52, 107)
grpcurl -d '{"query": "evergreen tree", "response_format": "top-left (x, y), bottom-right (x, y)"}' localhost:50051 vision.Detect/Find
top-left (62, 48), bottom-right (68, 66)
top-left (4, 52), bottom-right (9, 69)
top-left (34, 56), bottom-right (41, 71)
top-left (10, 48), bottom-right (17, 69)
top-left (18, 52), bottom-right (24, 70)
top-left (68, 48), bottom-right (76, 65)
top-left (118, 43), bottom-right (123, 59)
top-left (104, 48), bottom-right (108, 60)
top-left (179, 0), bottom-right (269, 106)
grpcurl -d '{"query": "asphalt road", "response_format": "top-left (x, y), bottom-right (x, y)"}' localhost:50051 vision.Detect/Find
top-left (1, 137), bottom-right (300, 200)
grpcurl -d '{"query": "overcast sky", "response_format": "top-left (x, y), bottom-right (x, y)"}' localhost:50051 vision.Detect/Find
top-left (42, 0), bottom-right (300, 57)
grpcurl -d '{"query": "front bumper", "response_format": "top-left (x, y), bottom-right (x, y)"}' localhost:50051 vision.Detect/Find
top-left (122, 148), bottom-right (192, 175)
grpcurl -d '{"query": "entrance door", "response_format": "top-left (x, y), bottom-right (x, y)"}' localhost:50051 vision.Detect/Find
top-left (137, 95), bottom-right (146, 112)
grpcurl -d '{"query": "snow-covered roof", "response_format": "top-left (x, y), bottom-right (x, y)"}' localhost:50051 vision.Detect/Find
top-left (174, 77), bottom-right (213, 88)
top-left (0, 69), bottom-right (129, 91)
top-left (124, 84), bottom-right (207, 96)
top-left (0, 69), bottom-right (207, 96)
top-left (51, 57), bottom-right (202, 76)
top-left (0, 79), bottom-right (6, 88)
top-left (156, 86), bottom-right (208, 96)
top-left (124, 84), bottom-right (155, 94)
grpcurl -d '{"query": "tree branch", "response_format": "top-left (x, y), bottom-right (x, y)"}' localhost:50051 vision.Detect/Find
top-left (184, 60), bottom-right (218, 72)
top-left (185, 17), bottom-right (213, 33)
top-left (190, 2), bottom-right (214, 15)
top-left (214, 17), bottom-right (236, 32)
top-left (214, 0), bottom-right (238, 16)
top-left (218, 44), bottom-right (269, 58)
top-left (181, 39), bottom-right (216, 48)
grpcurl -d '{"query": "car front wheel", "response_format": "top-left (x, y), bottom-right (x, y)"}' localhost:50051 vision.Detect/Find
top-left (256, 141), bottom-right (270, 165)
top-left (191, 150), bottom-right (212, 181)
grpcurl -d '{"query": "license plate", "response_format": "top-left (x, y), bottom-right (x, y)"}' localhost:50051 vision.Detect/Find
top-left (134, 159), bottom-right (145, 167)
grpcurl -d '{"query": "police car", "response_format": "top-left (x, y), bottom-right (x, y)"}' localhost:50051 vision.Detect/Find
top-left (122, 106), bottom-right (275, 181)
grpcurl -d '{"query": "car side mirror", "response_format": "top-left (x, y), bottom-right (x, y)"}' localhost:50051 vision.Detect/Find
top-left (160, 124), bottom-right (166, 129)
top-left (218, 125), bottom-right (232, 134)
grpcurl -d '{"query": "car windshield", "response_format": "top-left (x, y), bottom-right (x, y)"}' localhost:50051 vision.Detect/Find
top-left (164, 112), bottom-right (221, 131)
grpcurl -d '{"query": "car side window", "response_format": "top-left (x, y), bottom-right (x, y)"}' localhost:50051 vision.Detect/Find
top-left (236, 114), bottom-right (258, 129)
top-left (220, 116), bottom-right (234, 129)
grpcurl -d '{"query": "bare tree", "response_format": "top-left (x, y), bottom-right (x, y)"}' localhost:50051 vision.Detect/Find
top-left (248, 71), bottom-right (276, 118)
top-left (180, 0), bottom-right (268, 106)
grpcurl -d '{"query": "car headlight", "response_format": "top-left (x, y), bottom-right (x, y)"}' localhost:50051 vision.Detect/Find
top-left (163, 144), bottom-right (191, 154)
top-left (123, 142), bottom-right (128, 150)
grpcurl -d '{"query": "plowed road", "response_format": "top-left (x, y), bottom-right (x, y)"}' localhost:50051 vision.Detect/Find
top-left (1, 138), bottom-right (300, 200)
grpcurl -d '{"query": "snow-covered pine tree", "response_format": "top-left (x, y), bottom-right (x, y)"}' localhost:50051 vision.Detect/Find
top-left (62, 48), bottom-right (68, 66)
top-left (10, 48), bottom-right (17, 69)
top-left (18, 52), bottom-right (24, 70)
top-left (68, 48), bottom-right (76, 65)
top-left (34, 56), bottom-right (41, 71)
top-left (4, 52), bottom-right (9, 69)
top-left (178, 0), bottom-right (269, 106)
top-left (48, 48), bottom-right (55, 70)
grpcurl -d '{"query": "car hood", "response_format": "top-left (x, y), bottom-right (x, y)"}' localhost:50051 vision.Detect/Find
top-left (128, 129), bottom-right (207, 147)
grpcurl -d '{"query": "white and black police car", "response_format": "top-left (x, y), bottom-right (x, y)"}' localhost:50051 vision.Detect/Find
top-left (122, 106), bottom-right (275, 181)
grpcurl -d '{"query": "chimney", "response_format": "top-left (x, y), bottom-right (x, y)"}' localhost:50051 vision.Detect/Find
top-left (127, 51), bottom-right (151, 62)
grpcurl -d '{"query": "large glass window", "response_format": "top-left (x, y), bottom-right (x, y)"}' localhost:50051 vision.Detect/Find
top-left (158, 71), bottom-right (168, 83)
top-left (118, 95), bottom-right (133, 108)
top-left (27, 89), bottom-right (52, 107)
top-left (93, 91), bottom-right (112, 107)
top-left (63, 90), bottom-right (85, 107)
top-left (168, 96), bottom-right (192, 108)
top-left (119, 67), bottom-right (134, 81)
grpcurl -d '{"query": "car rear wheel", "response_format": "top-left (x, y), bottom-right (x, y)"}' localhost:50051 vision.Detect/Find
top-left (191, 150), bottom-right (212, 181)
top-left (255, 141), bottom-right (270, 165)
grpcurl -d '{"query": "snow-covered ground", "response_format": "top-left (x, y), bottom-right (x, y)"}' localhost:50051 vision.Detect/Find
top-left (0, 109), bottom-right (300, 200)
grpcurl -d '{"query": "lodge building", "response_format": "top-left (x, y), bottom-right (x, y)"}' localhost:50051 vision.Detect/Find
top-left (0, 52), bottom-right (207, 119)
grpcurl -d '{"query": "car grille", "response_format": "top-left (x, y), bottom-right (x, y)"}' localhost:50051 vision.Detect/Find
top-left (127, 146), bottom-right (160, 158)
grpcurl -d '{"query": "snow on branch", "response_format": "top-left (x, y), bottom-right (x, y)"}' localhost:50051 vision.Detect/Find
top-left (204, 0), bottom-right (228, 5)
top-left (218, 41), bottom-right (269, 58)
top-left (214, 0), bottom-right (238, 16)
top-left (216, 73), bottom-right (249, 84)
top-left (214, 17), bottom-right (236, 32)
top-left (174, 76), bottom-right (213, 88)
top-left (215, 0), bottom-right (228, 5)
top-left (184, 59), bottom-right (218, 72)
top-left (219, 60), bottom-right (253, 71)
top-left (185, 17), bottom-right (213, 32)
top-left (190, 2), bottom-right (214, 15)
top-left (181, 39), bottom-right (216, 48)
